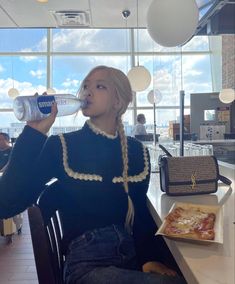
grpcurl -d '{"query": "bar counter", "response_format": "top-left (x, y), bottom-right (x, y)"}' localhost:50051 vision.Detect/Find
top-left (147, 174), bottom-right (234, 284)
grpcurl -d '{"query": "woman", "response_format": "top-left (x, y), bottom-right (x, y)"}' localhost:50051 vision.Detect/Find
top-left (0, 132), bottom-right (12, 172)
top-left (133, 113), bottom-right (147, 136)
top-left (0, 66), bottom-right (185, 283)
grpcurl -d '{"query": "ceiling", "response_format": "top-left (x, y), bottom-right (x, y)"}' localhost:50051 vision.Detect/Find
top-left (0, 0), bottom-right (234, 35)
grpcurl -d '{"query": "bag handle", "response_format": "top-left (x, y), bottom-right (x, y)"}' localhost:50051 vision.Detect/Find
top-left (218, 174), bottom-right (232, 185)
top-left (159, 144), bottom-right (172, 157)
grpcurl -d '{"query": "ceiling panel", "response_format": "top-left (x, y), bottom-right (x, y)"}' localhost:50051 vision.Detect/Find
top-left (0, 2), bottom-right (17, 27)
top-left (0, 0), bottom-right (234, 34)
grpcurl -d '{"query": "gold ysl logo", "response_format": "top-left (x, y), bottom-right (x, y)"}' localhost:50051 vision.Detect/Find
top-left (191, 172), bottom-right (197, 189)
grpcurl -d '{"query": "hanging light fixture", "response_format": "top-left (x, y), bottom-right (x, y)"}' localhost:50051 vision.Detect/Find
top-left (219, 51), bottom-right (235, 104)
top-left (46, 87), bottom-right (56, 94)
top-left (122, 10), bottom-right (130, 75)
top-left (219, 88), bottom-right (235, 104)
top-left (179, 47), bottom-right (185, 156)
top-left (8, 88), bottom-right (19, 98)
top-left (8, 56), bottom-right (19, 99)
top-left (147, 89), bottom-right (160, 148)
top-left (127, 0), bottom-right (151, 92)
top-left (147, 43), bottom-right (162, 147)
top-left (146, 0), bottom-right (199, 47)
top-left (147, 47), bottom-right (162, 105)
top-left (127, 66), bottom-right (151, 92)
top-left (147, 89), bottom-right (162, 105)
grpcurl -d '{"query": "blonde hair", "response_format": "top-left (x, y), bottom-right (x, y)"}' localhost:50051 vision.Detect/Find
top-left (79, 65), bottom-right (132, 115)
top-left (80, 66), bottom-right (134, 232)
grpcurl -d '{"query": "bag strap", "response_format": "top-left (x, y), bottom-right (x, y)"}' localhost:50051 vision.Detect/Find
top-left (218, 174), bottom-right (232, 185)
top-left (159, 144), bottom-right (172, 157)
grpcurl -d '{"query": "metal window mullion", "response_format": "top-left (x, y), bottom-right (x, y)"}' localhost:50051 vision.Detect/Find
top-left (46, 29), bottom-right (51, 90)
top-left (130, 28), bottom-right (137, 124)
top-left (0, 51), bottom-right (211, 58)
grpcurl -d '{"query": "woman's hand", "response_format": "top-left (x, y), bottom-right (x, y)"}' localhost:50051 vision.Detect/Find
top-left (27, 102), bottom-right (58, 135)
top-left (142, 261), bottom-right (177, 276)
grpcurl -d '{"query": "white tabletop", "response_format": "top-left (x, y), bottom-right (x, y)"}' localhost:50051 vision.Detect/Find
top-left (147, 174), bottom-right (235, 284)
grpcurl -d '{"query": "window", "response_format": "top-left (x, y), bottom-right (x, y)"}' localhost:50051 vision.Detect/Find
top-left (52, 29), bottom-right (128, 52)
top-left (0, 28), bottom-right (217, 136)
top-left (0, 29), bottom-right (47, 52)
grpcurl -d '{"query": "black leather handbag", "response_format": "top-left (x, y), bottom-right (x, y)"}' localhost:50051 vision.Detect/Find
top-left (158, 144), bottom-right (231, 196)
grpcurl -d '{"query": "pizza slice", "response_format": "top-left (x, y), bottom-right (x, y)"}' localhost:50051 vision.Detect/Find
top-left (163, 206), bottom-right (216, 240)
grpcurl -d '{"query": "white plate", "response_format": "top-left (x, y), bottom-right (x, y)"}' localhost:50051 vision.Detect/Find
top-left (156, 202), bottom-right (223, 244)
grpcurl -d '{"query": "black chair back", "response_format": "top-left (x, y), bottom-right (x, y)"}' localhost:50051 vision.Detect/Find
top-left (28, 181), bottom-right (64, 284)
top-left (135, 134), bottom-right (160, 142)
top-left (224, 133), bottom-right (235, 139)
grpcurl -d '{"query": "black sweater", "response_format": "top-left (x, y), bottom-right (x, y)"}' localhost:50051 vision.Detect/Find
top-left (0, 147), bottom-right (12, 170)
top-left (0, 122), bottom-right (158, 265)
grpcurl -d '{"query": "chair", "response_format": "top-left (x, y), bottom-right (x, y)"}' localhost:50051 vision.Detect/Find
top-left (224, 133), bottom-right (235, 139)
top-left (28, 181), bottom-right (64, 284)
top-left (175, 133), bottom-right (192, 141)
top-left (135, 134), bottom-right (160, 142)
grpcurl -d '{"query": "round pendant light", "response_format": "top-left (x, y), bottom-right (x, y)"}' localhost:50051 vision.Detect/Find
top-left (147, 89), bottom-right (162, 104)
top-left (8, 56), bottom-right (19, 99)
top-left (127, 66), bottom-right (151, 92)
top-left (127, 0), bottom-right (151, 92)
top-left (219, 88), bottom-right (235, 104)
top-left (146, 0), bottom-right (199, 47)
top-left (8, 87), bottom-right (19, 99)
top-left (46, 88), bottom-right (56, 94)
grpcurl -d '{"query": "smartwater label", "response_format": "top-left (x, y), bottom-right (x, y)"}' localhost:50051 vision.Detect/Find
top-left (37, 96), bottom-right (55, 114)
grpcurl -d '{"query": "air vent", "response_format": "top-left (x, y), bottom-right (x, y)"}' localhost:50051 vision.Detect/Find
top-left (51, 10), bottom-right (91, 27)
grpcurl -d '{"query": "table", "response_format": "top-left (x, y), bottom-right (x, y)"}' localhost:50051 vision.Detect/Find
top-left (147, 174), bottom-right (235, 284)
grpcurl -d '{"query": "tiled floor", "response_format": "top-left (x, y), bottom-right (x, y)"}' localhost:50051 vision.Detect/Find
top-left (0, 212), bottom-right (38, 284)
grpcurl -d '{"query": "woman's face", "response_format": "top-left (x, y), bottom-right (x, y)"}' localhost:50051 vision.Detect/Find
top-left (81, 69), bottom-right (120, 121)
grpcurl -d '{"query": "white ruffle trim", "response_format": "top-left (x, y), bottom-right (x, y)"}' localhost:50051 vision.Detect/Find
top-left (59, 134), bottom-right (103, 181)
top-left (87, 119), bottom-right (118, 139)
top-left (112, 145), bottom-right (149, 183)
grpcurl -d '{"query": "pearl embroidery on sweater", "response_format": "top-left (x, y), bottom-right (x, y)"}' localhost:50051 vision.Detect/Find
top-left (112, 145), bottom-right (149, 183)
top-left (59, 134), bottom-right (103, 181)
top-left (87, 119), bottom-right (118, 139)
top-left (59, 128), bottom-right (148, 184)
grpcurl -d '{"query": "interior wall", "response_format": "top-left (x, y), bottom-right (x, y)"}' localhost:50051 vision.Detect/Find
top-left (190, 92), bottom-right (232, 137)
top-left (222, 35), bottom-right (235, 89)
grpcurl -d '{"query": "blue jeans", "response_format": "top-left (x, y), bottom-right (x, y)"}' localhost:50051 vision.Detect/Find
top-left (64, 224), bottom-right (186, 284)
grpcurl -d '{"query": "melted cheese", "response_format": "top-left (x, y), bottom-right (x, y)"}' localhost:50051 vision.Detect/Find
top-left (174, 208), bottom-right (208, 229)
top-left (164, 207), bottom-right (216, 240)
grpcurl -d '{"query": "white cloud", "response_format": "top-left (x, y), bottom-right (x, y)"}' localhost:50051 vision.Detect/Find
top-left (53, 29), bottom-right (100, 51)
top-left (20, 56), bottom-right (38, 62)
top-left (92, 56), bottom-right (126, 70)
top-left (62, 78), bottom-right (80, 88)
top-left (30, 69), bottom-right (45, 79)
top-left (36, 36), bottom-right (47, 51)
top-left (183, 36), bottom-right (209, 51)
top-left (19, 49), bottom-right (38, 62)
top-left (0, 78), bottom-right (48, 103)
top-left (0, 64), bottom-right (5, 73)
top-left (0, 78), bottom-right (28, 107)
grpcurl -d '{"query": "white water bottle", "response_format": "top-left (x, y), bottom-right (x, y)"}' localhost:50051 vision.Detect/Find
top-left (13, 93), bottom-right (87, 121)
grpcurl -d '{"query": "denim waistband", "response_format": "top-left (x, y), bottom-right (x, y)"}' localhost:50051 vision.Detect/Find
top-left (68, 224), bottom-right (129, 250)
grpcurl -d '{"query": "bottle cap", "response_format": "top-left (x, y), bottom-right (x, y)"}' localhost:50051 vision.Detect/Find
top-left (13, 97), bottom-right (25, 121)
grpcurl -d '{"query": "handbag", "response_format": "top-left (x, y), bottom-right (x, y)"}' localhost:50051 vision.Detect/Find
top-left (158, 144), bottom-right (231, 196)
